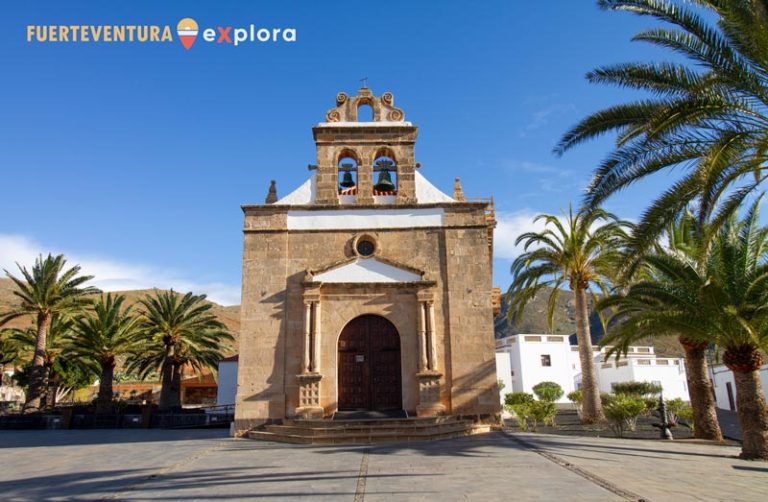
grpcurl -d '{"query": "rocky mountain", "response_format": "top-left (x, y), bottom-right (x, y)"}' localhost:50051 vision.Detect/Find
top-left (494, 286), bottom-right (683, 357)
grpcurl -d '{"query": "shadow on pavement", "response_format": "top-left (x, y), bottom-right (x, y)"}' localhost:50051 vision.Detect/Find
top-left (0, 428), bottom-right (229, 448)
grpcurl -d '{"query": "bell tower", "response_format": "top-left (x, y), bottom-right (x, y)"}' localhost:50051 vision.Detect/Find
top-left (312, 87), bottom-right (418, 205)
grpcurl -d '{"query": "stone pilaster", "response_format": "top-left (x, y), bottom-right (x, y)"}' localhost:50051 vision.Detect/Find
top-left (416, 289), bottom-right (445, 416)
top-left (296, 286), bottom-right (323, 418)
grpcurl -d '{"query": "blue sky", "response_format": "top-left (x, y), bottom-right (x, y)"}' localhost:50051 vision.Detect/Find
top-left (0, 1), bottom-right (680, 305)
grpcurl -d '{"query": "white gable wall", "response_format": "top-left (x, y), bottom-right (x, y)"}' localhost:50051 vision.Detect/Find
top-left (313, 258), bottom-right (421, 283)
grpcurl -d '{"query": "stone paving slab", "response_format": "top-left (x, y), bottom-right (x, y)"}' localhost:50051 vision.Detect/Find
top-left (1, 429), bottom-right (764, 501)
top-left (0, 430), bottom-right (620, 501)
top-left (516, 432), bottom-right (768, 502)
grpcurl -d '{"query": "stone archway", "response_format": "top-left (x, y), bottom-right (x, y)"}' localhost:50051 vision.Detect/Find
top-left (337, 315), bottom-right (402, 411)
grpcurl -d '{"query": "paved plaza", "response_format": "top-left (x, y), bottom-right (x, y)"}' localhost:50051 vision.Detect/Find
top-left (0, 429), bottom-right (765, 501)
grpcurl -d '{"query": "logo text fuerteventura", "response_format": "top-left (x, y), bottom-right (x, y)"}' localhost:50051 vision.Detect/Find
top-left (26, 17), bottom-right (297, 50)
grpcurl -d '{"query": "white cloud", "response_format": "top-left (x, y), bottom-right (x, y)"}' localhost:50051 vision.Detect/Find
top-left (520, 103), bottom-right (576, 136)
top-left (0, 234), bottom-right (241, 306)
top-left (494, 209), bottom-right (553, 260)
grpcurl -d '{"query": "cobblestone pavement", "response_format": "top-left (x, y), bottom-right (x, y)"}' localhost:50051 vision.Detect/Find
top-left (516, 432), bottom-right (767, 502)
top-left (0, 429), bottom-right (764, 501)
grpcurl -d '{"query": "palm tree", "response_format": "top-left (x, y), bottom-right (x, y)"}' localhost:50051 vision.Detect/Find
top-left (507, 206), bottom-right (630, 423)
top-left (70, 294), bottom-right (142, 413)
top-left (600, 202), bottom-right (768, 459)
top-left (127, 290), bottom-right (233, 411)
top-left (556, 0), bottom-right (768, 255)
top-left (0, 254), bottom-right (98, 411)
top-left (626, 211), bottom-right (723, 440)
top-left (8, 315), bottom-right (78, 408)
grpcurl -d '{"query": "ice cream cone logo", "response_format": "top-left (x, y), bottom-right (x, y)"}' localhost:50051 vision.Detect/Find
top-left (177, 18), bottom-right (198, 50)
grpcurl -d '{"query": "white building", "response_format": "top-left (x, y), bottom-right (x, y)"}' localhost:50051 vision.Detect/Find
top-left (596, 346), bottom-right (688, 400)
top-left (216, 355), bottom-right (239, 407)
top-left (495, 334), bottom-right (690, 402)
top-left (0, 368), bottom-right (24, 407)
top-left (711, 364), bottom-right (768, 411)
top-left (496, 334), bottom-right (581, 403)
top-left (495, 353), bottom-right (513, 406)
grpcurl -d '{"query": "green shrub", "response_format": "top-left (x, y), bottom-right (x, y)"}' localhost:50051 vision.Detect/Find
top-left (604, 394), bottom-right (646, 438)
top-left (567, 389), bottom-right (582, 404)
top-left (600, 392), bottom-right (615, 407)
top-left (611, 381), bottom-right (663, 397)
top-left (504, 392), bottom-right (534, 431)
top-left (642, 396), bottom-right (659, 416)
top-left (532, 381), bottom-right (564, 403)
top-left (505, 392), bottom-right (534, 407)
top-left (528, 400), bottom-right (558, 430)
top-left (567, 389), bottom-right (583, 417)
top-left (665, 398), bottom-right (695, 430)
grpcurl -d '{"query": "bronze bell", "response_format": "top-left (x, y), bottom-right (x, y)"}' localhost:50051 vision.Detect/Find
top-left (373, 169), bottom-right (395, 192)
top-left (339, 171), bottom-right (356, 188)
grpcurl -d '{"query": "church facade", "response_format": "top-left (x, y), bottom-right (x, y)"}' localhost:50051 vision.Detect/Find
top-left (234, 87), bottom-right (500, 433)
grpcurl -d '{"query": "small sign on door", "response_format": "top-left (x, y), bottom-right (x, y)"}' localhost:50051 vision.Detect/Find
top-left (355, 354), bottom-right (365, 363)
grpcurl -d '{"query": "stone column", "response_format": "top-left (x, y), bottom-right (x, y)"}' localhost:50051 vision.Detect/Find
top-left (416, 290), bottom-right (445, 417)
top-left (312, 301), bottom-right (322, 373)
top-left (296, 287), bottom-right (323, 419)
top-left (427, 301), bottom-right (438, 371)
top-left (302, 302), bottom-right (312, 373)
top-left (417, 301), bottom-right (428, 372)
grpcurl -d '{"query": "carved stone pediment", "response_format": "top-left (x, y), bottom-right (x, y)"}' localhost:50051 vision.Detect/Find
top-left (325, 87), bottom-right (406, 123)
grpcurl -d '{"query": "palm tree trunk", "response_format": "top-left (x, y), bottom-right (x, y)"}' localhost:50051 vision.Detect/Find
top-left (45, 368), bottom-right (59, 410)
top-left (159, 354), bottom-right (175, 411)
top-left (96, 359), bottom-right (115, 414)
top-left (680, 338), bottom-right (722, 441)
top-left (574, 285), bottom-right (604, 423)
top-left (24, 312), bottom-right (50, 412)
top-left (731, 368), bottom-right (768, 460)
top-left (170, 362), bottom-right (183, 409)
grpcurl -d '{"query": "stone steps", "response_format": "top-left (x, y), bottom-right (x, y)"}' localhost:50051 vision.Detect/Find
top-left (247, 417), bottom-right (492, 445)
top-left (283, 415), bottom-right (458, 428)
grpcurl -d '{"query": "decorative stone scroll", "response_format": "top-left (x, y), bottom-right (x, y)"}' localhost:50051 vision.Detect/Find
top-left (325, 87), bottom-right (406, 123)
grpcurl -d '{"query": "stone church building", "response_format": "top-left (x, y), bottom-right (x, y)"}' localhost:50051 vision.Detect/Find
top-left (234, 87), bottom-right (500, 433)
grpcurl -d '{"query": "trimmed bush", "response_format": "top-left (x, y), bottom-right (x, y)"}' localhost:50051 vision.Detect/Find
top-left (528, 400), bottom-right (557, 430)
top-left (567, 389), bottom-right (582, 404)
top-left (504, 392), bottom-right (534, 431)
top-left (505, 392), bottom-right (534, 407)
top-left (532, 381), bottom-right (564, 403)
top-left (611, 381), bottom-right (662, 397)
top-left (604, 394), bottom-right (646, 438)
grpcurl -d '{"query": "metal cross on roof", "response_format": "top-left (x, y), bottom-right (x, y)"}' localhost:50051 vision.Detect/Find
top-left (360, 77), bottom-right (369, 88)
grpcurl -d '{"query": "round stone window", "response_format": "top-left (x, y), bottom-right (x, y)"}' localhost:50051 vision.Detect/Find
top-left (355, 238), bottom-right (376, 257)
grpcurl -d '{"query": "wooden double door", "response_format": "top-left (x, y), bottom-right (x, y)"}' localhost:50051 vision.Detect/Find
top-left (338, 315), bottom-right (402, 411)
